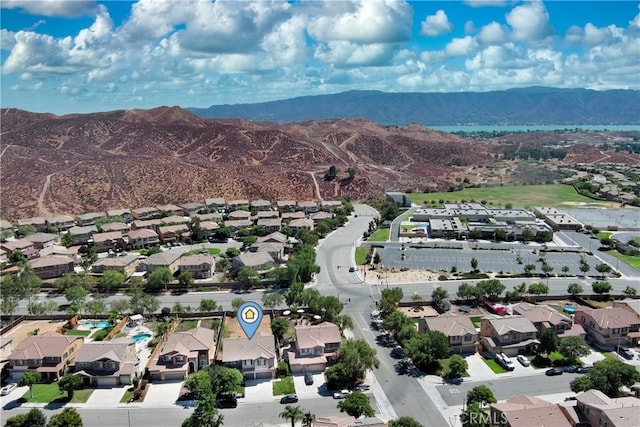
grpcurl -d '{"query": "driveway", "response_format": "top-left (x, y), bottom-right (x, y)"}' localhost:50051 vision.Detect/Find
top-left (142, 381), bottom-right (183, 407)
top-left (291, 372), bottom-right (328, 399)
top-left (0, 385), bottom-right (27, 410)
top-left (85, 385), bottom-right (128, 408)
top-left (242, 378), bottom-right (276, 403)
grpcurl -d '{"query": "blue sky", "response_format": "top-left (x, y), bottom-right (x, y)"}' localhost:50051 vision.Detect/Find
top-left (1, 0), bottom-right (639, 114)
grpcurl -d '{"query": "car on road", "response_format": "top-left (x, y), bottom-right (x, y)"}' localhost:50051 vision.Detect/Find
top-left (562, 365), bottom-right (578, 373)
top-left (516, 355), bottom-right (530, 367)
top-left (280, 394), bottom-right (299, 404)
top-left (575, 365), bottom-right (592, 374)
top-left (348, 267), bottom-right (356, 272)
top-left (333, 390), bottom-right (351, 399)
top-left (304, 372), bottom-right (314, 385)
top-left (545, 368), bottom-right (563, 376)
top-left (0, 383), bottom-right (17, 396)
top-left (354, 384), bottom-right (370, 392)
top-left (216, 394), bottom-right (238, 408)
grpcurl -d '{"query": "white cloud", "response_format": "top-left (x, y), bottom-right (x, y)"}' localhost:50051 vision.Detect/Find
top-left (307, 0), bottom-right (412, 44)
top-left (445, 36), bottom-right (478, 56)
top-left (478, 22), bottom-right (508, 44)
top-left (314, 41), bottom-right (396, 67)
top-left (505, 1), bottom-right (552, 42)
top-left (420, 10), bottom-right (453, 37)
top-left (1, 0), bottom-right (96, 17)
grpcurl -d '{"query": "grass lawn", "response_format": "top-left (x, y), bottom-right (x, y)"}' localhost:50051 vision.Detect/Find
top-left (483, 359), bottom-right (507, 374)
top-left (176, 319), bottom-right (199, 332)
top-left (634, 237), bottom-right (640, 245)
top-left (470, 316), bottom-right (482, 327)
top-left (606, 250), bottom-right (640, 270)
top-left (439, 357), bottom-right (470, 378)
top-left (408, 184), bottom-right (608, 209)
top-left (355, 247), bottom-right (368, 265)
top-left (182, 248), bottom-right (221, 256)
top-left (22, 383), bottom-right (92, 403)
top-left (70, 389), bottom-right (93, 403)
top-left (596, 231), bottom-right (612, 240)
top-left (120, 389), bottom-right (134, 403)
top-left (368, 228), bottom-right (390, 242)
top-left (600, 351), bottom-right (617, 360)
top-left (66, 329), bottom-right (92, 336)
top-left (235, 385), bottom-right (245, 398)
top-left (272, 376), bottom-right (295, 396)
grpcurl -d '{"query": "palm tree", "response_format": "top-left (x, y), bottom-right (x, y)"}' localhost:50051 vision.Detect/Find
top-left (302, 410), bottom-right (315, 427)
top-left (279, 405), bottom-right (304, 427)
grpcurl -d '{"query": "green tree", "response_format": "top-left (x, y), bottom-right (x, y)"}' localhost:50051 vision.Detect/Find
top-left (476, 279), bottom-right (505, 302)
top-left (302, 410), bottom-right (315, 427)
top-left (237, 266), bottom-right (260, 289)
top-left (84, 298), bottom-right (107, 316)
top-left (446, 355), bottom-right (468, 379)
top-left (146, 267), bottom-right (173, 292)
top-left (198, 299), bottom-right (218, 312)
top-left (18, 371), bottom-right (41, 398)
top-left (337, 392), bottom-right (375, 418)
top-left (462, 402), bottom-right (490, 427)
top-left (110, 298), bottom-right (130, 315)
top-left (382, 311), bottom-right (411, 338)
top-left (208, 365), bottom-right (243, 397)
top-left (561, 265), bottom-right (570, 275)
top-left (271, 317), bottom-right (290, 343)
top-left (592, 281), bottom-right (613, 299)
top-left (58, 374), bottom-right (82, 399)
top-left (521, 228), bottom-right (534, 242)
top-left (60, 232), bottom-right (74, 247)
top-left (231, 298), bottom-right (245, 314)
top-left (541, 263), bottom-right (554, 278)
top-left (558, 336), bottom-right (590, 363)
top-left (623, 286), bottom-right (637, 296)
top-left (579, 259), bottom-right (590, 275)
top-left (225, 247), bottom-right (240, 258)
top-left (184, 369), bottom-right (212, 400)
top-left (404, 331), bottom-right (451, 371)
top-left (466, 385), bottom-right (496, 407)
top-left (65, 285), bottom-right (88, 308)
top-left (523, 263), bottom-right (536, 275)
top-left (567, 282), bottom-right (583, 296)
top-left (262, 292), bottom-right (284, 315)
top-left (9, 249), bottom-right (27, 264)
top-left (326, 339), bottom-right (379, 388)
top-left (527, 282), bottom-right (549, 302)
top-left (389, 417), bottom-right (424, 427)
top-left (431, 287), bottom-right (449, 313)
top-left (138, 294), bottom-right (160, 314)
top-left (470, 257), bottom-right (479, 271)
top-left (379, 201), bottom-right (400, 221)
top-left (5, 408), bottom-right (47, 427)
top-left (178, 271), bottom-right (194, 289)
top-left (181, 392), bottom-right (223, 427)
top-left (570, 358), bottom-right (640, 397)
top-left (97, 270), bottom-right (125, 293)
top-left (279, 405), bottom-right (304, 427)
top-left (539, 328), bottom-right (558, 356)
top-left (595, 262), bottom-right (612, 277)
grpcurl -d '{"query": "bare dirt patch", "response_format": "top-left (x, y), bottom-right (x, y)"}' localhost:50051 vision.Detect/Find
top-left (225, 315), bottom-right (272, 338)
top-left (367, 268), bottom-right (440, 285)
top-left (1, 320), bottom-right (67, 347)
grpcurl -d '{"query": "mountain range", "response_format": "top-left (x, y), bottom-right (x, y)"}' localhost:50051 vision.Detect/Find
top-left (188, 87), bottom-right (640, 125)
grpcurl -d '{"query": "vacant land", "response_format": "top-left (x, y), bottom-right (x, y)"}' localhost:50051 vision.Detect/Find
top-left (368, 228), bottom-right (390, 242)
top-left (225, 315), bottom-right (272, 338)
top-left (409, 184), bottom-right (613, 208)
top-left (2, 320), bottom-right (67, 347)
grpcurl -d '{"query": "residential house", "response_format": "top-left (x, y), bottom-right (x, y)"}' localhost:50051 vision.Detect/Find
top-left (131, 219), bottom-right (162, 232)
top-left (39, 245), bottom-right (78, 259)
top-left (257, 218), bottom-right (282, 233)
top-left (575, 307), bottom-right (640, 347)
top-left (160, 215), bottom-right (190, 226)
top-left (297, 201), bottom-right (318, 214)
top-left (73, 339), bottom-right (139, 386)
top-left (250, 199), bottom-right (272, 211)
top-left (140, 251), bottom-right (181, 274)
top-left (132, 206), bottom-right (161, 220)
top-left (288, 322), bottom-right (341, 373)
top-left (148, 327), bottom-right (215, 381)
top-left (227, 210), bottom-right (252, 220)
top-left (281, 211), bottom-right (306, 222)
top-left (179, 254), bottom-right (214, 279)
top-left (320, 200), bottom-right (342, 212)
top-left (480, 315), bottom-right (538, 356)
top-left (8, 331), bottom-right (83, 380)
top-left (67, 225), bottom-right (98, 245)
top-left (613, 299), bottom-right (640, 345)
top-left (46, 214), bottom-right (76, 231)
top-left (106, 208), bottom-right (133, 222)
top-left (311, 211), bottom-right (333, 223)
top-left (1, 238), bottom-right (39, 260)
top-left (276, 200), bottom-right (297, 213)
top-left (92, 231), bottom-right (125, 253)
top-left (179, 202), bottom-right (205, 216)
top-left (512, 302), bottom-right (586, 340)
top-left (227, 199), bottom-right (249, 212)
top-left (258, 231), bottom-right (288, 245)
top-left (249, 242), bottom-right (285, 263)
top-left (490, 395), bottom-right (572, 427)
top-left (199, 221), bottom-right (219, 237)
top-left (232, 252), bottom-right (277, 272)
top-left (17, 217), bottom-right (47, 232)
top-left (29, 255), bottom-right (75, 279)
top-left (158, 224), bottom-right (189, 243)
top-left (24, 232), bottom-right (57, 250)
top-left (289, 218), bottom-right (314, 233)
top-left (192, 212), bottom-right (222, 223)
top-left (418, 313), bottom-right (479, 355)
top-left (222, 333), bottom-right (276, 379)
top-left (205, 197), bottom-right (226, 212)
top-left (256, 210), bottom-right (280, 220)
top-left (91, 254), bottom-right (140, 277)
top-left (224, 219), bottom-right (253, 231)
top-left (573, 389), bottom-right (640, 427)
top-left (76, 212), bottom-right (105, 226)
top-left (0, 248), bottom-right (8, 264)
top-left (127, 228), bottom-right (160, 249)
top-left (156, 204), bottom-right (182, 216)
top-left (0, 219), bottom-right (13, 232)
top-left (99, 222), bottom-right (130, 233)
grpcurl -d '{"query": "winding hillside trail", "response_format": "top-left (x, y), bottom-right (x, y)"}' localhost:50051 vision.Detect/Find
top-left (37, 161), bottom-right (83, 216)
top-left (307, 171), bottom-right (323, 202)
top-left (0, 144), bottom-right (12, 159)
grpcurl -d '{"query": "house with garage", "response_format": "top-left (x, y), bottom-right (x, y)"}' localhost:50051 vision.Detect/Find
top-left (76, 212), bottom-right (106, 226)
top-left (92, 231), bottom-right (125, 253)
top-left (282, 211), bottom-right (306, 222)
top-left (418, 313), bottom-right (479, 355)
top-left (227, 199), bottom-right (249, 212)
top-left (106, 208), bottom-right (133, 222)
top-left (17, 217), bottom-right (47, 232)
top-left (127, 228), bottom-right (160, 249)
top-left (179, 254), bottom-right (214, 279)
top-left (512, 302), bottom-right (585, 340)
top-left (179, 202), bottom-right (205, 216)
top-left (148, 327), bottom-right (215, 381)
top-left (480, 315), bottom-right (538, 356)
top-left (287, 322), bottom-right (341, 373)
top-left (257, 218), bottom-right (282, 233)
top-left (73, 339), bottom-right (139, 386)
top-left (575, 306), bottom-right (640, 348)
top-left (227, 210), bottom-right (252, 221)
top-left (222, 333), bottom-right (277, 379)
top-left (1, 238), bottom-right (39, 260)
top-left (250, 199), bottom-right (272, 212)
top-left (91, 254), bottom-right (140, 278)
top-left (46, 214), bottom-right (76, 231)
top-left (131, 219), bottom-right (163, 232)
top-left (205, 197), bottom-right (226, 212)
top-left (140, 251), bottom-right (181, 275)
top-left (249, 242), bottom-right (285, 263)
top-left (320, 200), bottom-right (343, 212)
top-left (276, 200), bottom-right (297, 213)
top-left (67, 225), bottom-right (98, 245)
top-left (158, 224), bottom-right (189, 244)
top-left (29, 255), bottom-right (75, 279)
top-left (232, 251), bottom-right (277, 273)
top-left (297, 201), bottom-right (318, 214)
top-left (156, 204), bottom-right (182, 216)
top-left (289, 218), bottom-right (314, 233)
top-left (25, 232), bottom-right (57, 250)
top-left (98, 222), bottom-right (130, 233)
top-left (224, 219), bottom-right (253, 232)
top-left (132, 206), bottom-right (161, 220)
top-left (8, 332), bottom-right (83, 381)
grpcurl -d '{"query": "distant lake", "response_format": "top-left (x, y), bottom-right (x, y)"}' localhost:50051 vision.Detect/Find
top-left (428, 125), bottom-right (640, 133)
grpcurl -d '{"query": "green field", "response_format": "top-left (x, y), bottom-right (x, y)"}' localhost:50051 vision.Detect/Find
top-left (607, 250), bottom-right (640, 270)
top-left (272, 376), bottom-right (295, 396)
top-left (368, 228), bottom-right (390, 242)
top-left (182, 248), bottom-right (221, 256)
top-left (483, 359), bottom-right (507, 374)
top-left (22, 384), bottom-right (93, 403)
top-left (408, 184), bottom-right (610, 208)
top-left (355, 247), bottom-right (368, 265)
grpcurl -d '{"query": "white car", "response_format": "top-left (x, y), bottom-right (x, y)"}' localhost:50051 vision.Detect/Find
top-left (333, 390), bottom-right (352, 399)
top-left (517, 355), bottom-right (530, 367)
top-left (1, 383), bottom-right (17, 396)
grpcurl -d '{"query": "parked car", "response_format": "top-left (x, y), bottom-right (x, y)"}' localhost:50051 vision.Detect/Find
top-left (616, 345), bottom-right (635, 360)
top-left (348, 267), bottom-right (356, 272)
top-left (333, 390), bottom-right (351, 399)
top-left (575, 365), bottom-right (592, 374)
top-left (280, 394), bottom-right (299, 404)
top-left (354, 384), bottom-right (370, 392)
top-left (0, 383), bottom-right (17, 396)
top-left (304, 372), bottom-right (314, 385)
top-left (562, 365), bottom-right (578, 373)
top-left (495, 353), bottom-right (515, 371)
top-left (516, 355), bottom-right (530, 367)
top-left (216, 394), bottom-right (238, 408)
top-left (545, 368), bottom-right (563, 376)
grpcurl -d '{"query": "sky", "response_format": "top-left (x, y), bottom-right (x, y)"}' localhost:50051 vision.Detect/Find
top-left (1, 0), bottom-right (639, 114)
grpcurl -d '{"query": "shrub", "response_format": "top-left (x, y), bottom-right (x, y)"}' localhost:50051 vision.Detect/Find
top-left (277, 361), bottom-right (289, 377)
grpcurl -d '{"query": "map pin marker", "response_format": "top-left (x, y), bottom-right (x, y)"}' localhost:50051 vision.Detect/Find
top-left (237, 301), bottom-right (263, 340)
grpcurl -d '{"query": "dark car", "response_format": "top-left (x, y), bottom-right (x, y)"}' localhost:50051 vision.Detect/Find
top-left (280, 394), bottom-right (298, 404)
top-left (616, 345), bottom-right (635, 360)
top-left (575, 365), bottom-right (592, 374)
top-left (216, 395), bottom-right (238, 408)
top-left (304, 372), bottom-right (314, 385)
top-left (348, 267), bottom-right (356, 272)
top-left (546, 368), bottom-right (564, 376)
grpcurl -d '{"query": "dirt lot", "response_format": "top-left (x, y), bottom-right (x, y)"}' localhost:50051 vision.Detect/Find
top-left (225, 315), bottom-right (272, 338)
top-left (1, 320), bottom-right (67, 347)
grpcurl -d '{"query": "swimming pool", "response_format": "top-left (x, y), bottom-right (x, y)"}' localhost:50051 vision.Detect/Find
top-left (84, 321), bottom-right (111, 329)
top-left (131, 333), bottom-right (152, 342)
